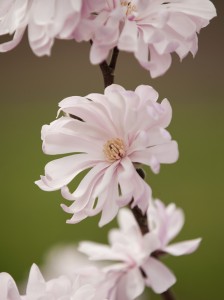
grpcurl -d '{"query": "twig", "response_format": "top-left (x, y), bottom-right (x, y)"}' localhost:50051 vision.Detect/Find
top-left (98, 47), bottom-right (120, 88)
top-left (161, 290), bottom-right (176, 300)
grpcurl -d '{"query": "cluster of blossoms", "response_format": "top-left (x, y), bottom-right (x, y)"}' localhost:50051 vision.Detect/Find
top-left (0, 0), bottom-right (217, 299)
top-left (0, 200), bottom-right (201, 299)
top-left (0, 0), bottom-right (216, 77)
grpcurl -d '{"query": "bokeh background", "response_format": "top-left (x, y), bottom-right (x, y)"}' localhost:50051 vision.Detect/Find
top-left (0, 1), bottom-right (223, 299)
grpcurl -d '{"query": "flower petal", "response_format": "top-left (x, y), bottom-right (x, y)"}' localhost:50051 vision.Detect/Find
top-left (142, 257), bottom-right (176, 294)
top-left (164, 238), bottom-right (202, 256)
top-left (0, 273), bottom-right (21, 300)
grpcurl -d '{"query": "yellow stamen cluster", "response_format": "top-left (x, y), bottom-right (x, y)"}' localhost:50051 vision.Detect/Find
top-left (103, 138), bottom-right (126, 162)
top-left (120, 1), bottom-right (137, 16)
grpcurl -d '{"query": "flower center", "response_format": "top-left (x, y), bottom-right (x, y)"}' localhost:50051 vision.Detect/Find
top-left (103, 138), bottom-right (126, 162)
top-left (120, 1), bottom-right (137, 16)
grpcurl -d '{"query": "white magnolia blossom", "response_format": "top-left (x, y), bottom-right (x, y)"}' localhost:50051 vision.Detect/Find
top-left (0, 0), bottom-right (84, 56)
top-left (88, 0), bottom-right (216, 77)
top-left (36, 84), bottom-right (178, 226)
top-left (0, 264), bottom-right (98, 300)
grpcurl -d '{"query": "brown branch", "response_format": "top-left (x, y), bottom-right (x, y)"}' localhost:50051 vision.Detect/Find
top-left (98, 47), bottom-right (120, 88)
top-left (132, 168), bottom-right (176, 300)
top-left (161, 290), bottom-right (176, 300)
top-left (109, 47), bottom-right (119, 71)
top-left (130, 168), bottom-right (149, 235)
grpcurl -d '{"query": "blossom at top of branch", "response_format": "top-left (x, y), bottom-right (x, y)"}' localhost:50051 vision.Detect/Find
top-left (35, 84), bottom-right (178, 226)
top-left (88, 0), bottom-right (216, 77)
top-left (79, 200), bottom-right (201, 299)
top-left (0, 0), bottom-right (85, 56)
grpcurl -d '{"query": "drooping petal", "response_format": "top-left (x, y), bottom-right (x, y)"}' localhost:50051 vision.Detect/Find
top-left (35, 154), bottom-right (97, 191)
top-left (122, 268), bottom-right (145, 300)
top-left (143, 257), bottom-right (176, 294)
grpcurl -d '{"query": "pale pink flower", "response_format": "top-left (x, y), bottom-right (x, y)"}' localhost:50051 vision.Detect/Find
top-left (89, 0), bottom-right (216, 77)
top-left (148, 199), bottom-right (202, 256)
top-left (79, 208), bottom-right (176, 298)
top-left (36, 84), bottom-right (178, 226)
top-left (0, 0), bottom-right (84, 56)
top-left (0, 264), bottom-right (97, 300)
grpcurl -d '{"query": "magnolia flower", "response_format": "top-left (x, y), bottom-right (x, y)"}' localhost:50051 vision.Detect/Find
top-left (0, 264), bottom-right (97, 300)
top-left (0, 0), bottom-right (84, 56)
top-left (36, 84), bottom-right (178, 226)
top-left (147, 199), bottom-right (202, 256)
top-left (79, 208), bottom-right (177, 299)
top-left (89, 0), bottom-right (216, 77)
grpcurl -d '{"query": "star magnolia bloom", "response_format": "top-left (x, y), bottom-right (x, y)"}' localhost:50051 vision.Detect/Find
top-left (0, 264), bottom-right (97, 300)
top-left (147, 199), bottom-right (202, 256)
top-left (89, 0), bottom-right (216, 77)
top-left (79, 208), bottom-right (177, 298)
top-left (36, 84), bottom-right (178, 226)
top-left (0, 0), bottom-right (84, 56)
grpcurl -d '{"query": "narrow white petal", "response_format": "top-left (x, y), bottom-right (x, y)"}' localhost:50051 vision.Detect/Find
top-left (143, 257), bottom-right (176, 294)
top-left (164, 238), bottom-right (202, 256)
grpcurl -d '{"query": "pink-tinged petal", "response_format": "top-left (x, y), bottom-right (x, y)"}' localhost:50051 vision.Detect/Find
top-left (59, 96), bottom-right (117, 137)
top-left (116, 208), bottom-right (138, 233)
top-left (143, 257), bottom-right (176, 294)
top-left (147, 47), bottom-right (172, 78)
top-left (26, 264), bottom-right (45, 296)
top-left (164, 238), bottom-right (202, 256)
top-left (164, 202), bottom-right (185, 244)
top-left (131, 173), bottom-right (151, 212)
top-left (166, 0), bottom-right (217, 21)
top-left (118, 19), bottom-right (138, 52)
top-left (63, 209), bottom-right (88, 224)
top-left (0, 27), bottom-right (25, 52)
top-left (168, 14), bottom-right (196, 39)
top-left (135, 85), bottom-right (159, 103)
top-left (61, 163), bottom-right (108, 208)
top-left (160, 98), bottom-right (173, 128)
top-left (99, 179), bottom-right (120, 227)
top-left (74, 284), bottom-right (96, 300)
top-left (143, 232), bottom-right (161, 255)
top-left (123, 268), bottom-right (145, 299)
top-left (73, 162), bottom-right (109, 199)
top-left (148, 141), bottom-right (179, 164)
top-left (42, 117), bottom-right (103, 155)
top-left (0, 273), bottom-right (21, 300)
top-left (90, 43), bottom-right (110, 65)
top-left (35, 154), bottom-right (96, 191)
top-left (78, 242), bottom-right (127, 262)
top-left (31, 0), bottom-right (55, 25)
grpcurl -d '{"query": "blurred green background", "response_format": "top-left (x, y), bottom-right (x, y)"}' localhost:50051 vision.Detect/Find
top-left (0, 1), bottom-right (223, 299)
